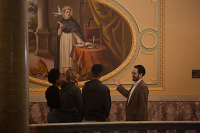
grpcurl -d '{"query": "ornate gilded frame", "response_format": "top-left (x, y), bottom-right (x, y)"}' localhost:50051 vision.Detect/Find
top-left (29, 0), bottom-right (165, 91)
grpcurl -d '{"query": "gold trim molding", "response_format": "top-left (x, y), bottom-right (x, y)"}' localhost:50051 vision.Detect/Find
top-left (29, 88), bottom-right (47, 92)
top-left (160, 0), bottom-right (165, 90)
top-left (29, 77), bottom-right (51, 86)
top-left (141, 32), bottom-right (157, 49)
top-left (29, 87), bottom-right (164, 92)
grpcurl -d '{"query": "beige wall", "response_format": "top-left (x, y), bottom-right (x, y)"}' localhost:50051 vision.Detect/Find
top-left (157, 0), bottom-right (200, 95)
top-left (29, 0), bottom-right (200, 96)
top-left (114, 0), bottom-right (200, 95)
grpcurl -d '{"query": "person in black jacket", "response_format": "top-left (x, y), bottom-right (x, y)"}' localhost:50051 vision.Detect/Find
top-left (82, 64), bottom-right (111, 122)
top-left (45, 69), bottom-right (62, 123)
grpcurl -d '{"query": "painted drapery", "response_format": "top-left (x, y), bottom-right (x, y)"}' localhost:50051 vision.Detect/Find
top-left (88, 0), bottom-right (132, 69)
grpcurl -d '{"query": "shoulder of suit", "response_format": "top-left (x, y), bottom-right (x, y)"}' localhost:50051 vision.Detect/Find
top-left (141, 80), bottom-right (147, 85)
top-left (138, 80), bottom-right (148, 88)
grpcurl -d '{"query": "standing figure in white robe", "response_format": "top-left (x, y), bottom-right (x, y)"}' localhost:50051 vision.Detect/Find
top-left (54, 7), bottom-right (86, 73)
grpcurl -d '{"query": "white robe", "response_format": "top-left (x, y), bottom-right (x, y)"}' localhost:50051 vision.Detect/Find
top-left (58, 29), bottom-right (83, 73)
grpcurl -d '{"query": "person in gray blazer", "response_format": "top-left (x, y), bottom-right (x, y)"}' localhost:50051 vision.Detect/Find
top-left (113, 65), bottom-right (149, 121)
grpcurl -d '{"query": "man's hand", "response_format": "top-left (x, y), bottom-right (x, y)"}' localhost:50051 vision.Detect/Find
top-left (113, 77), bottom-right (121, 86)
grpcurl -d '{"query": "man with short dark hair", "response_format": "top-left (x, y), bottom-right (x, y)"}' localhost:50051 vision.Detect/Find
top-left (113, 65), bottom-right (149, 121)
top-left (82, 64), bottom-right (111, 122)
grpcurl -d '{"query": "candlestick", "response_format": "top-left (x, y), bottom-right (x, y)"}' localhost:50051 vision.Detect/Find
top-left (93, 35), bottom-right (95, 43)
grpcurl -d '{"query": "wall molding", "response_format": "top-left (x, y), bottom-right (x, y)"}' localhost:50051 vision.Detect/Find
top-left (141, 32), bottom-right (157, 49)
top-left (29, 87), bottom-right (164, 92)
top-left (160, 0), bottom-right (165, 91)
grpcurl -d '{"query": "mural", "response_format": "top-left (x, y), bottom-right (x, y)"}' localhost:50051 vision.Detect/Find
top-left (28, 0), bottom-right (133, 82)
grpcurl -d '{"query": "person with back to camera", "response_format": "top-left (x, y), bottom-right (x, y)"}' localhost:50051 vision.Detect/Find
top-left (59, 69), bottom-right (82, 123)
top-left (45, 68), bottom-right (62, 123)
top-left (82, 64), bottom-right (111, 122)
top-left (113, 65), bottom-right (149, 133)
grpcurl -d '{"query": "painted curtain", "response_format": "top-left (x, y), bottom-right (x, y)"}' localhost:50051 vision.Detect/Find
top-left (88, 0), bottom-right (132, 69)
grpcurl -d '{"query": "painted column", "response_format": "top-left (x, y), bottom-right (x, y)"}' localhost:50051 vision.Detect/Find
top-left (0, 0), bottom-right (29, 132)
top-left (34, 0), bottom-right (50, 56)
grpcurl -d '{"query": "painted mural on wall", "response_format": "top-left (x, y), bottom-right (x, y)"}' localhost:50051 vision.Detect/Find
top-left (28, 0), bottom-right (132, 81)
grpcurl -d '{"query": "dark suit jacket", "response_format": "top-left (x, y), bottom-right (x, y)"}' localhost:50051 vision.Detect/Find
top-left (117, 80), bottom-right (149, 121)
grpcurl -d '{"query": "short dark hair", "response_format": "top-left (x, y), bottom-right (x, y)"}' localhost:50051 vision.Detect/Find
top-left (134, 65), bottom-right (146, 77)
top-left (91, 64), bottom-right (103, 78)
top-left (48, 69), bottom-right (60, 84)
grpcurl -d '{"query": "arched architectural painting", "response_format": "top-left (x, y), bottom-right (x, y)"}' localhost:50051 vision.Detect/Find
top-left (28, 0), bottom-right (164, 90)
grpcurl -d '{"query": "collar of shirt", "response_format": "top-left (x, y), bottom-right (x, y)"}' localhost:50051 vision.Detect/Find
top-left (133, 78), bottom-right (142, 87)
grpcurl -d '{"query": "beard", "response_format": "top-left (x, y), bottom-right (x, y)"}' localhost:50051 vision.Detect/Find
top-left (132, 75), bottom-right (139, 81)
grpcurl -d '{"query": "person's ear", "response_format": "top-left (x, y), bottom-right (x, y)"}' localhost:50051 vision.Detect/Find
top-left (139, 73), bottom-right (143, 78)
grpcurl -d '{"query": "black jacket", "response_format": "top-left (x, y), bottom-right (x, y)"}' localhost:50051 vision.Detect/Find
top-left (60, 81), bottom-right (82, 117)
top-left (45, 86), bottom-right (61, 109)
top-left (82, 79), bottom-right (111, 122)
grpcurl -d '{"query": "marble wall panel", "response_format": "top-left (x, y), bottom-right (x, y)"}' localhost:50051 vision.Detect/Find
top-left (29, 101), bottom-right (200, 124)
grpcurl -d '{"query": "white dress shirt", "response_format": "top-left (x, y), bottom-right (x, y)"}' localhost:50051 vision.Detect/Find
top-left (127, 79), bottom-right (142, 105)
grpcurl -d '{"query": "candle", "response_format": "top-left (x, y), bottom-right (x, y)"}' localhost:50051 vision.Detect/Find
top-left (93, 35), bottom-right (95, 43)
